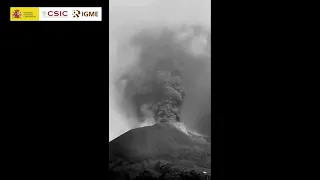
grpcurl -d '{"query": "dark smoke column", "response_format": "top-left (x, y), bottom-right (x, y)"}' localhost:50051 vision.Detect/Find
top-left (151, 71), bottom-right (186, 123)
top-left (116, 25), bottom-right (211, 133)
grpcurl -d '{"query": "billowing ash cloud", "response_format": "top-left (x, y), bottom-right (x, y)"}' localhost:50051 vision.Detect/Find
top-left (109, 0), bottom-right (211, 141)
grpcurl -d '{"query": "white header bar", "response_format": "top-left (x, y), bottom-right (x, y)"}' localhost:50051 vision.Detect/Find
top-left (39, 7), bottom-right (102, 21)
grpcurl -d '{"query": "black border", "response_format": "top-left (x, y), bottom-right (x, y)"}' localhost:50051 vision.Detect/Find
top-left (6, 0), bottom-right (109, 179)
top-left (6, 0), bottom-right (228, 179)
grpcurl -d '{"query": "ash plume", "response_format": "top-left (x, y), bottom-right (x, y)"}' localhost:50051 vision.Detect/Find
top-left (109, 0), bottom-right (211, 141)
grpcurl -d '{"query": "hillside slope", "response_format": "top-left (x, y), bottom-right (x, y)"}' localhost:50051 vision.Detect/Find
top-left (109, 123), bottom-right (211, 179)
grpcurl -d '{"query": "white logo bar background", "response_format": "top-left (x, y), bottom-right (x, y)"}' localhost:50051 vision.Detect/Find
top-left (39, 7), bottom-right (102, 21)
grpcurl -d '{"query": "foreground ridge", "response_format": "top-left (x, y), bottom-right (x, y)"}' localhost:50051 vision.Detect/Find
top-left (109, 123), bottom-right (211, 180)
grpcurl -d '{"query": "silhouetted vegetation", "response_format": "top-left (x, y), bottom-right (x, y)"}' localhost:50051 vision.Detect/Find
top-left (127, 168), bottom-right (211, 180)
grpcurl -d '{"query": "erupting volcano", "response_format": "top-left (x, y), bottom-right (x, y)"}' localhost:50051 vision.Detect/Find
top-left (109, 24), bottom-right (211, 180)
top-left (109, 0), bottom-right (211, 179)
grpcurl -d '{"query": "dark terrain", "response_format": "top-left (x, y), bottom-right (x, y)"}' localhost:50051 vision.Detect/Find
top-left (109, 123), bottom-right (211, 180)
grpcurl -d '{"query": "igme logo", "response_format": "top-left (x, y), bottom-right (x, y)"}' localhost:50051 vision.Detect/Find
top-left (72, 10), bottom-right (98, 18)
top-left (72, 10), bottom-right (80, 17)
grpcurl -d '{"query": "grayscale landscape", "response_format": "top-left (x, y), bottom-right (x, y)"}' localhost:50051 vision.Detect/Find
top-left (109, 0), bottom-right (211, 179)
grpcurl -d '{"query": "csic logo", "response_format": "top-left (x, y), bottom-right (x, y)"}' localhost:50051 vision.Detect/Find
top-left (72, 10), bottom-right (98, 18)
top-left (12, 9), bottom-right (22, 19)
top-left (42, 11), bottom-right (68, 17)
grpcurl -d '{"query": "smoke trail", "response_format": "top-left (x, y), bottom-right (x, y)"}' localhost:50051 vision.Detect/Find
top-left (109, 0), bottom-right (211, 141)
